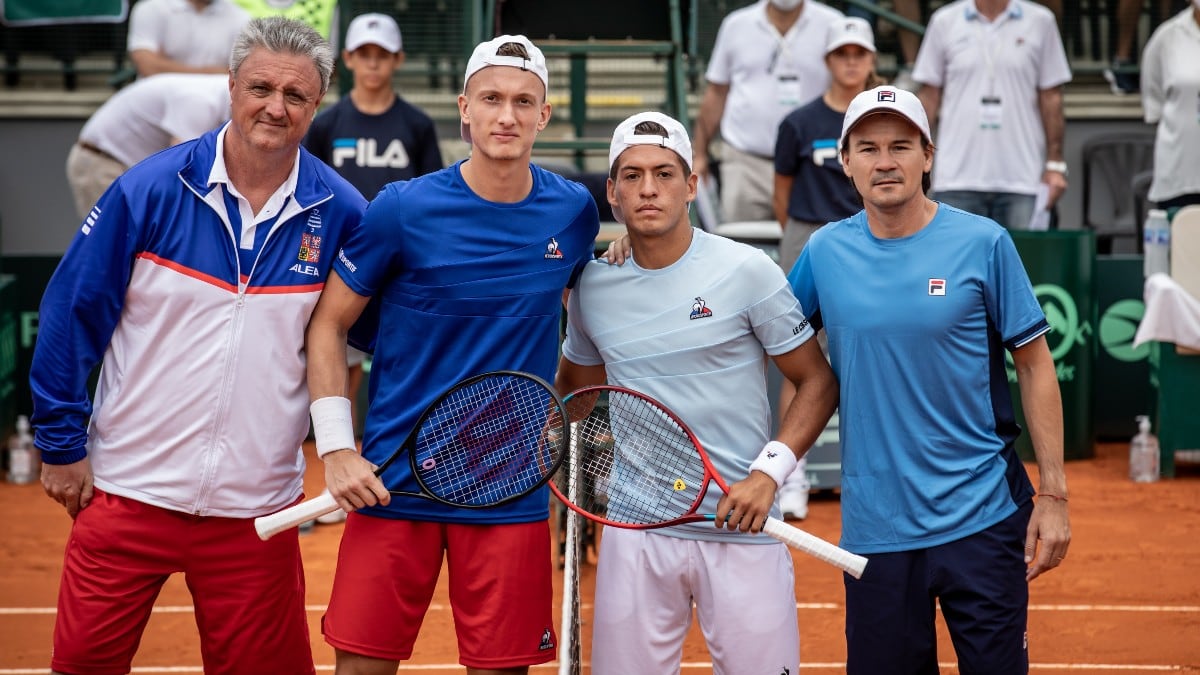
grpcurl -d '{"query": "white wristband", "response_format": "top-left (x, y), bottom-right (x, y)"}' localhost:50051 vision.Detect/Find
top-left (311, 396), bottom-right (356, 459)
top-left (748, 441), bottom-right (798, 488)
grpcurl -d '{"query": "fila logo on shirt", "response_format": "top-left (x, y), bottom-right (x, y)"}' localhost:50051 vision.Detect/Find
top-left (331, 137), bottom-right (411, 169)
top-left (544, 237), bottom-right (564, 259)
top-left (812, 139), bottom-right (840, 167)
top-left (689, 296), bottom-right (713, 320)
top-left (929, 278), bottom-right (947, 296)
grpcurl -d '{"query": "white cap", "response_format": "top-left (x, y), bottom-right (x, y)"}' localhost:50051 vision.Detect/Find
top-left (460, 34), bottom-right (549, 143)
top-left (608, 111), bottom-right (693, 172)
top-left (825, 17), bottom-right (875, 54)
top-left (839, 85), bottom-right (932, 150)
top-left (344, 13), bottom-right (402, 53)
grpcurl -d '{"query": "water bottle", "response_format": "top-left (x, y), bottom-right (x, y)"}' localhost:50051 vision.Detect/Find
top-left (1143, 209), bottom-right (1170, 277)
top-left (1129, 415), bottom-right (1160, 483)
top-left (6, 415), bottom-right (38, 485)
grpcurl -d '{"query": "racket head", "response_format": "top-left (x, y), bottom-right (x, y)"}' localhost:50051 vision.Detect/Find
top-left (551, 385), bottom-right (720, 529)
top-left (406, 370), bottom-right (568, 508)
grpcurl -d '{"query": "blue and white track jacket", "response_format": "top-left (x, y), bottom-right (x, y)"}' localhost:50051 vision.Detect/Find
top-left (30, 125), bottom-right (366, 518)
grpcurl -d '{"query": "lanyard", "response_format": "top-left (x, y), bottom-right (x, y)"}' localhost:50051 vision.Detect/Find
top-left (765, 17), bottom-right (797, 75)
top-left (976, 16), bottom-right (1005, 94)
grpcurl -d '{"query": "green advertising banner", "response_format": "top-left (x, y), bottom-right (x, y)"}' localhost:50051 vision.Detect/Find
top-left (1093, 255), bottom-right (1153, 440)
top-left (1008, 231), bottom-right (1096, 461)
top-left (0, 0), bottom-right (127, 25)
top-left (0, 275), bottom-right (18, 446)
top-left (1, 256), bottom-right (62, 424)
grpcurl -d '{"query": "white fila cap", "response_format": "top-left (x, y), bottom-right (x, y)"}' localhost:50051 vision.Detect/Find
top-left (344, 13), bottom-right (402, 53)
top-left (460, 34), bottom-right (549, 143)
top-left (608, 111), bottom-right (693, 173)
top-left (839, 85), bottom-right (932, 150)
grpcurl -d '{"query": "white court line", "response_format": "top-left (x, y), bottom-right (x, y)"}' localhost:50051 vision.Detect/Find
top-left (1, 604), bottom-right (1194, 673)
top-left (4, 602), bottom-right (1197, 615)
top-left (0, 602), bottom-right (848, 615)
top-left (0, 663), bottom-right (1188, 674)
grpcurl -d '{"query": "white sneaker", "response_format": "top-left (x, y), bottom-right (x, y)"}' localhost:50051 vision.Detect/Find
top-left (316, 509), bottom-right (348, 525)
top-left (778, 487), bottom-right (809, 521)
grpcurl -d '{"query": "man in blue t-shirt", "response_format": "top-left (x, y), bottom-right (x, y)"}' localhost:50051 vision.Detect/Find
top-left (787, 85), bottom-right (1071, 673)
top-left (302, 35), bottom-right (599, 673)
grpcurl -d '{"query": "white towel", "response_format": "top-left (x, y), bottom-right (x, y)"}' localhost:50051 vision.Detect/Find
top-left (1133, 273), bottom-right (1200, 351)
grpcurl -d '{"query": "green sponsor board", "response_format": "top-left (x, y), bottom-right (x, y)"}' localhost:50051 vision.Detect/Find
top-left (1093, 256), bottom-right (1153, 440)
top-left (1007, 232), bottom-right (1096, 461)
top-left (0, 0), bottom-right (127, 24)
top-left (2, 256), bottom-right (63, 423)
top-left (0, 275), bottom-right (17, 446)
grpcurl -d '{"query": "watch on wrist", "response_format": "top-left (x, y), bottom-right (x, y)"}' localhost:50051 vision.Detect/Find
top-left (1045, 160), bottom-right (1068, 176)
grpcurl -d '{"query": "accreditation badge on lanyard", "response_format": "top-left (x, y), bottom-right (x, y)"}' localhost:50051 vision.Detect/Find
top-left (777, 74), bottom-right (803, 107)
top-left (980, 96), bottom-right (1003, 129)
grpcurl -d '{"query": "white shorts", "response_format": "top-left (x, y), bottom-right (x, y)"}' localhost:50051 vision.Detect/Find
top-left (591, 528), bottom-right (799, 675)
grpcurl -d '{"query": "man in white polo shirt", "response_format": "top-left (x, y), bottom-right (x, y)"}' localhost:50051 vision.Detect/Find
top-left (911, 0), bottom-right (1071, 230)
top-left (1141, 1), bottom-right (1200, 211)
top-left (693, 0), bottom-right (842, 224)
top-left (66, 73), bottom-right (231, 218)
top-left (127, 0), bottom-right (249, 77)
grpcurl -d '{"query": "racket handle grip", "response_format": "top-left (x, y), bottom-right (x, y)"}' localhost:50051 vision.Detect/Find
top-left (762, 516), bottom-right (868, 579)
top-left (254, 491), bottom-right (340, 541)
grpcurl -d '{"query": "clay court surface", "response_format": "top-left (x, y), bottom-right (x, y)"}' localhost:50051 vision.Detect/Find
top-left (1, 442), bottom-right (1197, 673)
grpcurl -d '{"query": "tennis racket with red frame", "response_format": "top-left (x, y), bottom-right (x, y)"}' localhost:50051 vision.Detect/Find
top-left (551, 385), bottom-right (867, 578)
top-left (255, 370), bottom-right (568, 540)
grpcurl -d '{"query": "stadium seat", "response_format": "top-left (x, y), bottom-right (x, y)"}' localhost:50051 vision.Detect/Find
top-left (1081, 132), bottom-right (1156, 254)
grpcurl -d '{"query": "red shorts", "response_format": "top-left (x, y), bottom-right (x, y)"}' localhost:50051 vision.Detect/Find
top-left (323, 514), bottom-right (556, 669)
top-left (52, 489), bottom-right (314, 675)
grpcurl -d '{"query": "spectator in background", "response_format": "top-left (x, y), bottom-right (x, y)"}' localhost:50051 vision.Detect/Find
top-left (1104, 0), bottom-right (1144, 94)
top-left (66, 72), bottom-right (231, 218)
top-left (1140, 0), bottom-right (1200, 210)
top-left (890, 0), bottom-right (924, 90)
top-left (127, 0), bottom-right (249, 77)
top-left (771, 16), bottom-right (882, 519)
top-left (301, 12), bottom-right (443, 526)
top-left (304, 12), bottom-right (443, 203)
top-left (1104, 0), bottom-right (1184, 94)
top-left (847, 0), bottom-right (924, 91)
top-left (912, 0), bottom-right (1071, 230)
top-left (231, 0), bottom-right (338, 40)
top-left (33, 18), bottom-right (364, 674)
top-left (693, 0), bottom-right (843, 224)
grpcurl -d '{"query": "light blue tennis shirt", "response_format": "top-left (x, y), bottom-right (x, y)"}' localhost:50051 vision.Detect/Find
top-left (788, 204), bottom-right (1047, 554)
top-left (563, 229), bottom-right (814, 543)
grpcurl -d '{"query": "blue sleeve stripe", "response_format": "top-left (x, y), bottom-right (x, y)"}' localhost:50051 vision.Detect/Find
top-left (1007, 320), bottom-right (1051, 350)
